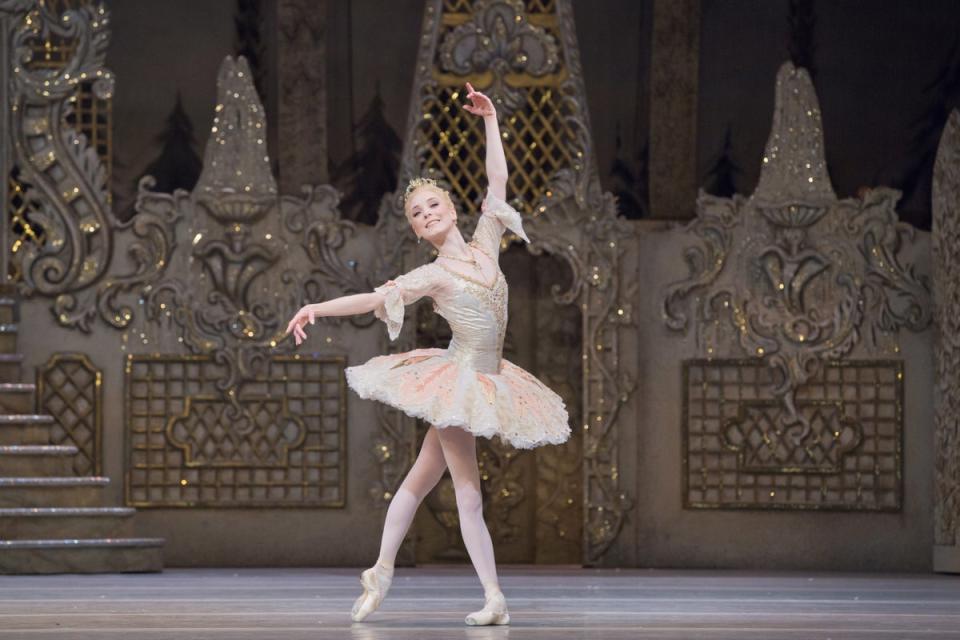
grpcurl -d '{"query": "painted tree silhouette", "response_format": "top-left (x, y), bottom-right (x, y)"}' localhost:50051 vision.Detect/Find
top-left (609, 125), bottom-right (649, 219)
top-left (330, 89), bottom-right (401, 225)
top-left (703, 126), bottom-right (740, 199)
top-left (139, 93), bottom-right (202, 196)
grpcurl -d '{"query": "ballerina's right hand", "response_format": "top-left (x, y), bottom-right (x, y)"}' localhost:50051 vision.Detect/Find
top-left (285, 305), bottom-right (316, 346)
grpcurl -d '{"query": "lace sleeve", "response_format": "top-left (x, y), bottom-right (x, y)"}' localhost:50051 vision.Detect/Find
top-left (471, 189), bottom-right (530, 257)
top-left (373, 264), bottom-right (439, 340)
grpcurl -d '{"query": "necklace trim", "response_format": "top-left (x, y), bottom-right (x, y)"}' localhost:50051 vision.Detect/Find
top-left (435, 242), bottom-right (501, 289)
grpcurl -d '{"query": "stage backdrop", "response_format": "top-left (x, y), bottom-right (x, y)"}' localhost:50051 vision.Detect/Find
top-left (1, 0), bottom-right (948, 572)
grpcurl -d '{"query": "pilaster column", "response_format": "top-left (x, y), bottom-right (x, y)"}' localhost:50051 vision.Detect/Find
top-left (648, 0), bottom-right (700, 219)
top-left (274, 0), bottom-right (328, 192)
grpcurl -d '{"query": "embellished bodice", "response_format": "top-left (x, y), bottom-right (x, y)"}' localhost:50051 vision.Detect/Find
top-left (372, 189), bottom-right (529, 375)
top-left (432, 259), bottom-right (508, 374)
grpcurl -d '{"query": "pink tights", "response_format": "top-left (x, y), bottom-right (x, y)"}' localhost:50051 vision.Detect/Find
top-left (376, 425), bottom-right (501, 595)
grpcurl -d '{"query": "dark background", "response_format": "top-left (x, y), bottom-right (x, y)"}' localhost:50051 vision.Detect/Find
top-left (105, 1), bottom-right (960, 229)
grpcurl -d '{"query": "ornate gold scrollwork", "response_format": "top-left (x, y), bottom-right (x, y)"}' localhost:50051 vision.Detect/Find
top-left (663, 63), bottom-right (930, 443)
top-left (6, 2), bottom-right (178, 332)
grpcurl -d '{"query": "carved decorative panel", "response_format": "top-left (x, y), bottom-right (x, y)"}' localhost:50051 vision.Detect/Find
top-left (683, 359), bottom-right (902, 510)
top-left (125, 355), bottom-right (346, 508)
top-left (663, 62), bottom-right (929, 513)
top-left (36, 352), bottom-right (102, 475)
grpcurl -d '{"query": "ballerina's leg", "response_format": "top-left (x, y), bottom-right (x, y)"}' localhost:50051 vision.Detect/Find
top-left (377, 426), bottom-right (447, 568)
top-left (352, 427), bottom-right (447, 622)
top-left (435, 426), bottom-right (509, 619)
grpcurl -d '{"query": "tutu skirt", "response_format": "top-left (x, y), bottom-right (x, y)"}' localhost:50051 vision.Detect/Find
top-left (345, 348), bottom-right (570, 449)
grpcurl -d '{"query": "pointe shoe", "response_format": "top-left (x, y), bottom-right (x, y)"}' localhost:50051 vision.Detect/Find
top-left (350, 563), bottom-right (393, 622)
top-left (465, 590), bottom-right (510, 626)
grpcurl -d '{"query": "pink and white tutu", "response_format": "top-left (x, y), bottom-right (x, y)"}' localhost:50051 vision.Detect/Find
top-left (345, 190), bottom-right (570, 449)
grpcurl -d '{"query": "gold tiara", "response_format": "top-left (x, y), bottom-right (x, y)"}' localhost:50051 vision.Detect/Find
top-left (403, 177), bottom-right (446, 205)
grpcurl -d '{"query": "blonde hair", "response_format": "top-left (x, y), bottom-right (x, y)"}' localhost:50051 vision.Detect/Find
top-left (403, 177), bottom-right (455, 217)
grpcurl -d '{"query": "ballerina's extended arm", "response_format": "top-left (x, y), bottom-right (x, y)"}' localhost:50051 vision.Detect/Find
top-left (463, 83), bottom-right (529, 252)
top-left (464, 82), bottom-right (507, 200)
top-left (285, 263), bottom-right (440, 345)
top-left (285, 292), bottom-right (384, 345)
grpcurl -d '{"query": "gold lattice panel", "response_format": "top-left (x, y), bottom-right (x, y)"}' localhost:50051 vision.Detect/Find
top-left (126, 355), bottom-right (347, 508)
top-left (420, 86), bottom-right (576, 216)
top-left (423, 1), bottom-right (576, 215)
top-left (8, 173), bottom-right (44, 281)
top-left (36, 354), bottom-right (102, 476)
top-left (683, 359), bottom-right (903, 511)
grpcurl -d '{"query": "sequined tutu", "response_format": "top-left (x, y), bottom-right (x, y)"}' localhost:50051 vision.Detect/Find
top-left (345, 348), bottom-right (570, 449)
top-left (344, 189), bottom-right (570, 449)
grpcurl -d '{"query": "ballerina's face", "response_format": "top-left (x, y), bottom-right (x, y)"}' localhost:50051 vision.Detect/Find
top-left (405, 186), bottom-right (457, 243)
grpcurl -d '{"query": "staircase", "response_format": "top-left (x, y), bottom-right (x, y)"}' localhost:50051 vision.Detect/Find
top-left (0, 292), bottom-right (164, 573)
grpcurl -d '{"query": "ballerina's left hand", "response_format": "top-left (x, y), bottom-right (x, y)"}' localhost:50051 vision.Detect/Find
top-left (462, 82), bottom-right (496, 118)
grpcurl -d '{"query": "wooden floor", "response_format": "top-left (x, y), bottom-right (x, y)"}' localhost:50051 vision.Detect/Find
top-left (0, 566), bottom-right (958, 639)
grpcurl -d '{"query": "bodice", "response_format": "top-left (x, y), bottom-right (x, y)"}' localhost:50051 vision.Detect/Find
top-left (432, 264), bottom-right (508, 374)
top-left (371, 188), bottom-right (530, 375)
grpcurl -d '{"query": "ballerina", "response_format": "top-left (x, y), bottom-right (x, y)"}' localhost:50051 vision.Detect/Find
top-left (285, 82), bottom-right (570, 626)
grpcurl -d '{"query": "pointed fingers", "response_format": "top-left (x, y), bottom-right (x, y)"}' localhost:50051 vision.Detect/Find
top-left (308, 308), bottom-right (315, 325)
top-left (466, 81), bottom-right (475, 94)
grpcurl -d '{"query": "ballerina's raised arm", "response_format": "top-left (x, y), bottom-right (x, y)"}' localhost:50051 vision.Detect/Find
top-left (285, 81), bottom-right (527, 346)
top-left (463, 82), bottom-right (529, 258)
top-left (463, 82), bottom-right (506, 201)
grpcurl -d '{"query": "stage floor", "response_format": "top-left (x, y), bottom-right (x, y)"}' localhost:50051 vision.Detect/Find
top-left (0, 566), bottom-right (958, 639)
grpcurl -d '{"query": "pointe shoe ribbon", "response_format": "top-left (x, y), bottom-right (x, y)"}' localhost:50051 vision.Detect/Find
top-left (465, 590), bottom-right (510, 626)
top-left (351, 563), bottom-right (394, 622)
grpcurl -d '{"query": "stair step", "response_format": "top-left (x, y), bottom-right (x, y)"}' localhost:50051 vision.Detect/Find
top-left (0, 445), bottom-right (77, 454)
top-left (0, 354), bottom-right (23, 383)
top-left (0, 383), bottom-right (36, 413)
top-left (0, 325), bottom-right (16, 354)
top-left (0, 476), bottom-right (110, 507)
top-left (0, 537), bottom-right (161, 548)
top-left (0, 383), bottom-right (34, 391)
top-left (0, 414), bottom-right (53, 423)
top-left (0, 445), bottom-right (79, 476)
top-left (0, 538), bottom-right (164, 574)
top-left (0, 506), bottom-right (134, 516)
top-left (0, 507), bottom-right (135, 538)
top-left (0, 415), bottom-right (54, 445)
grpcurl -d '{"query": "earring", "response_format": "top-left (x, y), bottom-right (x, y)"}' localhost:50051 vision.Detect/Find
top-left (417, 235), bottom-right (422, 244)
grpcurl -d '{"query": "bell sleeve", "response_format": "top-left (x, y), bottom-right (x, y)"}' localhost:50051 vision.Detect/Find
top-left (471, 189), bottom-right (530, 257)
top-left (373, 263), bottom-right (439, 341)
